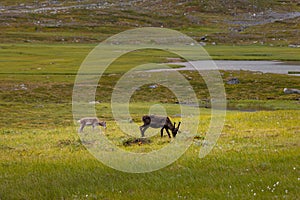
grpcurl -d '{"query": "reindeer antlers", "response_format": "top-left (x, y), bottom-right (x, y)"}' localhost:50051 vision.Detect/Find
top-left (177, 122), bottom-right (181, 129)
top-left (173, 122), bottom-right (181, 129)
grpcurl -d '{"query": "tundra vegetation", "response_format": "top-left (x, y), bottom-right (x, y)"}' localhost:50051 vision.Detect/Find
top-left (0, 0), bottom-right (300, 199)
top-left (1, 45), bottom-right (299, 199)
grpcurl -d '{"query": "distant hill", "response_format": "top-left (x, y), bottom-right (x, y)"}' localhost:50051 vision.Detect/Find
top-left (0, 0), bottom-right (299, 45)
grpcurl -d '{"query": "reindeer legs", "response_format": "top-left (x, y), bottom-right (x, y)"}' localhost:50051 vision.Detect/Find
top-left (162, 126), bottom-right (171, 138)
top-left (140, 125), bottom-right (149, 137)
top-left (78, 123), bottom-right (85, 133)
top-left (160, 127), bottom-right (164, 137)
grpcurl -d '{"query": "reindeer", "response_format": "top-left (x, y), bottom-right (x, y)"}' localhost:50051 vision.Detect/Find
top-left (77, 117), bottom-right (106, 133)
top-left (139, 115), bottom-right (181, 138)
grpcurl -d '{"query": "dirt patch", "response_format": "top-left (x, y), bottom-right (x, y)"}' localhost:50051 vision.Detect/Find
top-left (122, 137), bottom-right (151, 146)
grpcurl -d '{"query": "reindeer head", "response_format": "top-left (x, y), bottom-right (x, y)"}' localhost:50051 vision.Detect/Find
top-left (99, 121), bottom-right (106, 128)
top-left (171, 122), bottom-right (181, 137)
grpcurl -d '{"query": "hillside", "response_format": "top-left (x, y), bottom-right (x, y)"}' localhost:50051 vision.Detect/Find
top-left (0, 0), bottom-right (300, 45)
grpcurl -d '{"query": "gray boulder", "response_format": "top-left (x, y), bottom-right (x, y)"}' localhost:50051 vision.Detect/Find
top-left (283, 88), bottom-right (300, 94)
top-left (227, 78), bottom-right (240, 85)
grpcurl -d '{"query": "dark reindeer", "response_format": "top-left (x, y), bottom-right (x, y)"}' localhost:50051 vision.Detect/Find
top-left (139, 115), bottom-right (181, 138)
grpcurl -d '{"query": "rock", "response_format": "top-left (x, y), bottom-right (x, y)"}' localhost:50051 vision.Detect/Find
top-left (283, 88), bottom-right (300, 94)
top-left (89, 101), bottom-right (100, 104)
top-left (288, 44), bottom-right (300, 48)
top-left (20, 84), bottom-right (27, 90)
top-left (199, 42), bottom-right (206, 46)
top-left (200, 35), bottom-right (207, 41)
top-left (149, 84), bottom-right (158, 89)
top-left (227, 78), bottom-right (240, 85)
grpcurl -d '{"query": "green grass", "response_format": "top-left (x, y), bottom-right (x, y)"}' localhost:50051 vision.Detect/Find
top-left (1, 44), bottom-right (300, 76)
top-left (227, 100), bottom-right (300, 111)
top-left (205, 45), bottom-right (300, 61)
top-left (0, 42), bottom-right (299, 199)
top-left (1, 0), bottom-right (300, 198)
top-left (2, 44), bottom-right (299, 108)
top-left (0, 44), bottom-right (92, 74)
top-left (0, 109), bottom-right (299, 199)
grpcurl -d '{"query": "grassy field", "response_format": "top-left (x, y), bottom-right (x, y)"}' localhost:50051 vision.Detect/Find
top-left (1, 1), bottom-right (300, 199)
top-left (1, 44), bottom-right (300, 75)
top-left (0, 108), bottom-right (299, 199)
top-left (0, 41), bottom-right (299, 199)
